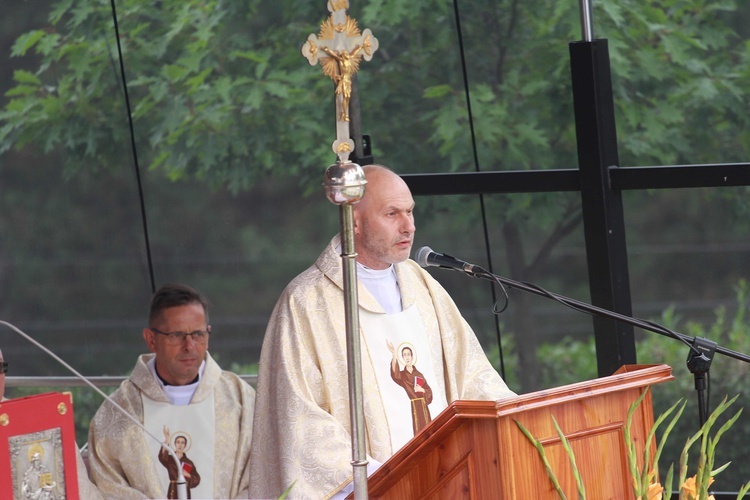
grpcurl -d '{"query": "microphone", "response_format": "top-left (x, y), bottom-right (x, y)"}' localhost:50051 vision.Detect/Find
top-left (0, 320), bottom-right (188, 500)
top-left (415, 246), bottom-right (487, 276)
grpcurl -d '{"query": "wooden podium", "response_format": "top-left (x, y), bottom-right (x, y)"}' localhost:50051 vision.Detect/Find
top-left (362, 364), bottom-right (673, 500)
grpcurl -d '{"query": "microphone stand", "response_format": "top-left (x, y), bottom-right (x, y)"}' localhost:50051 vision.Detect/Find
top-left (0, 320), bottom-right (188, 500)
top-left (444, 267), bottom-right (750, 428)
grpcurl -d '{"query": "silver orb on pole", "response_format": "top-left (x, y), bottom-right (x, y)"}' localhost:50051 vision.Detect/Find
top-left (323, 160), bottom-right (367, 206)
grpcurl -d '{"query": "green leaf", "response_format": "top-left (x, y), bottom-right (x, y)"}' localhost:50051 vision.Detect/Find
top-left (514, 419), bottom-right (567, 499)
top-left (6, 85), bottom-right (39, 98)
top-left (162, 64), bottom-right (189, 83)
top-left (551, 415), bottom-right (585, 499)
top-left (12, 70), bottom-right (42, 86)
top-left (423, 85), bottom-right (454, 99)
top-left (11, 29), bottom-right (47, 57)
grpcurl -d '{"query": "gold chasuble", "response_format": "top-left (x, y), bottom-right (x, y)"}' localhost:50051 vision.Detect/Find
top-left (88, 353), bottom-right (255, 499)
top-left (248, 236), bottom-right (516, 499)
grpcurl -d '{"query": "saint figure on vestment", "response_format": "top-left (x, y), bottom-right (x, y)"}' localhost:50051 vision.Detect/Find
top-left (387, 341), bottom-right (433, 434)
top-left (158, 427), bottom-right (201, 499)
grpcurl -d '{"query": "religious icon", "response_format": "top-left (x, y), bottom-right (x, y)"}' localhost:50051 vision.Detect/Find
top-left (302, 11), bottom-right (378, 125)
top-left (9, 430), bottom-right (64, 500)
top-left (386, 340), bottom-right (433, 435)
top-left (20, 443), bottom-right (57, 500)
top-left (2, 393), bottom-right (76, 500)
top-left (158, 426), bottom-right (201, 499)
top-left (321, 44), bottom-right (365, 122)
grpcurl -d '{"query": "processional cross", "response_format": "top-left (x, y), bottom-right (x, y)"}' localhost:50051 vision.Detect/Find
top-left (300, 2), bottom-right (379, 498)
top-left (302, 0), bottom-right (378, 162)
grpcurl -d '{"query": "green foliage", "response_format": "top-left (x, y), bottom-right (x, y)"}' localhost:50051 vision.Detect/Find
top-left (4, 0), bottom-right (750, 188)
top-left (537, 336), bottom-right (598, 387)
top-left (641, 281), bottom-right (750, 492)
top-left (228, 361), bottom-right (259, 378)
top-left (551, 415), bottom-right (586, 500)
top-left (601, 0), bottom-right (750, 164)
top-left (3, 0), bottom-right (750, 405)
top-left (676, 395), bottom-right (742, 499)
top-left (484, 333), bottom-right (519, 388)
top-left (624, 388), bottom-right (684, 499)
top-left (0, 0), bottom-right (333, 192)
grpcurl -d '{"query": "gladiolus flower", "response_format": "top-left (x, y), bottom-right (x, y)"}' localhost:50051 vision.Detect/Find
top-left (681, 476), bottom-right (697, 498)
top-left (646, 482), bottom-right (663, 500)
top-left (680, 475), bottom-right (715, 500)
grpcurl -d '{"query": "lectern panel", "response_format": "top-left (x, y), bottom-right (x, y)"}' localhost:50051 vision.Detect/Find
top-left (363, 365), bottom-right (673, 500)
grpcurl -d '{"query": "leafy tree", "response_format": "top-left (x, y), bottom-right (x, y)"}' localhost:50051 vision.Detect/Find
top-left (396, 0), bottom-right (750, 389)
top-left (2, 0), bottom-right (750, 392)
top-left (0, 0), bottom-right (333, 191)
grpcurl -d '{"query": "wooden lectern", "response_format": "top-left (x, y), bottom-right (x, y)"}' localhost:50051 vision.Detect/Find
top-left (363, 364), bottom-right (673, 499)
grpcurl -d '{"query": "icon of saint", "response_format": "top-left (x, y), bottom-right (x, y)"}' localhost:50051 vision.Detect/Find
top-left (159, 426), bottom-right (200, 499)
top-left (387, 340), bottom-right (433, 435)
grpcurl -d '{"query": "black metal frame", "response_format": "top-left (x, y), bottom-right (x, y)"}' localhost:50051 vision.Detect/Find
top-left (402, 39), bottom-right (750, 378)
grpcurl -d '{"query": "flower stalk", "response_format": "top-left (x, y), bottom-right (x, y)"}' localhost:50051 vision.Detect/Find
top-left (515, 390), bottom-right (746, 500)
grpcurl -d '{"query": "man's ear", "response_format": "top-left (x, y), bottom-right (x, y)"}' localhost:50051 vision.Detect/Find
top-left (143, 328), bottom-right (158, 353)
top-left (353, 209), bottom-right (362, 235)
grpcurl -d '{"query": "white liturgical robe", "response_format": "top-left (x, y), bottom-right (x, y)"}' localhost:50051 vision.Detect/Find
top-left (248, 235), bottom-right (516, 499)
top-left (87, 352), bottom-right (255, 499)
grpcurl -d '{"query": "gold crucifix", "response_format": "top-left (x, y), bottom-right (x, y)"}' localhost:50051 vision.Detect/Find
top-left (301, 0), bottom-right (379, 161)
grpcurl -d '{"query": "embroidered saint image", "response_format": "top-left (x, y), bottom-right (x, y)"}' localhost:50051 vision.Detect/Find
top-left (159, 426), bottom-right (201, 499)
top-left (387, 340), bottom-right (433, 435)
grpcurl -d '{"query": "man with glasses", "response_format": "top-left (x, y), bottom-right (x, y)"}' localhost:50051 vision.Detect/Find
top-left (87, 283), bottom-right (255, 499)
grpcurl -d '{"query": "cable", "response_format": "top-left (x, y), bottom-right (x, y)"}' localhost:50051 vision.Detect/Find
top-left (452, 0), bottom-right (509, 379)
top-left (109, 0), bottom-right (156, 294)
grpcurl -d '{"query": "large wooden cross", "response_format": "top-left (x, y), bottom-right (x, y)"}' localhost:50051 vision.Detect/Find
top-left (302, 0), bottom-right (379, 162)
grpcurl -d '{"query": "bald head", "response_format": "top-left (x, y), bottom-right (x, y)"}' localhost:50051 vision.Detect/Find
top-left (353, 165), bottom-right (416, 269)
top-left (354, 165), bottom-right (399, 208)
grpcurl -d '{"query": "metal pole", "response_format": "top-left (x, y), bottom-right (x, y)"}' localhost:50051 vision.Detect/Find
top-left (339, 203), bottom-right (368, 498)
top-left (303, 3), bottom-right (379, 495)
top-left (579, 0), bottom-right (595, 41)
top-left (323, 162), bottom-right (369, 499)
top-left (569, 36), bottom-right (637, 376)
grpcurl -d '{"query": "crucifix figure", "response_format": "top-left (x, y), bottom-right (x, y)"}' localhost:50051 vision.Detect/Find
top-left (301, 0), bottom-right (379, 161)
top-left (299, 4), bottom-right (378, 499)
top-left (321, 44), bottom-right (364, 122)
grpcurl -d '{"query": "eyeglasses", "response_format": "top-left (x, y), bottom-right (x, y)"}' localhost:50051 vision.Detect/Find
top-left (1, 362), bottom-right (7, 374)
top-left (149, 327), bottom-right (211, 346)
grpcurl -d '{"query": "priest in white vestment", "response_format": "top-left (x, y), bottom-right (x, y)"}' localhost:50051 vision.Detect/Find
top-left (87, 284), bottom-right (255, 499)
top-left (248, 165), bottom-right (516, 499)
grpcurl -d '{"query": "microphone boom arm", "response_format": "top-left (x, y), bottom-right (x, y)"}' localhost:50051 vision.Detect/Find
top-left (419, 245), bottom-right (750, 427)
top-left (463, 268), bottom-right (750, 427)
top-left (466, 270), bottom-right (749, 364)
